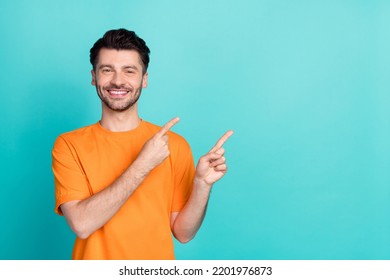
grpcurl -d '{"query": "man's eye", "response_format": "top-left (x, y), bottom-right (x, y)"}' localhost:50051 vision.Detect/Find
top-left (102, 69), bottom-right (112, 73)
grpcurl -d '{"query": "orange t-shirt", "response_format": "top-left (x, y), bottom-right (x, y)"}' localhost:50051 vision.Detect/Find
top-left (52, 120), bottom-right (195, 259)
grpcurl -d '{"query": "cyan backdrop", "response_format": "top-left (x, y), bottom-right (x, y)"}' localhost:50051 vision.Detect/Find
top-left (0, 0), bottom-right (389, 259)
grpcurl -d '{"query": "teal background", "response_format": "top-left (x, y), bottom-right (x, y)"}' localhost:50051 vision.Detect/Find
top-left (0, 0), bottom-right (389, 259)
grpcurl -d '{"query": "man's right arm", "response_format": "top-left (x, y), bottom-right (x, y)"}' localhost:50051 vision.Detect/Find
top-left (60, 159), bottom-right (148, 239)
top-left (60, 117), bottom-right (180, 239)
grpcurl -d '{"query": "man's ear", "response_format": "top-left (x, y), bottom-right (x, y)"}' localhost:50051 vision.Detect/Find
top-left (142, 72), bottom-right (148, 88)
top-left (91, 70), bottom-right (96, 86)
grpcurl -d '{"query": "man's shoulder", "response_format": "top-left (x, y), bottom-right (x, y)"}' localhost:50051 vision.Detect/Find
top-left (62, 123), bottom-right (97, 135)
top-left (54, 123), bottom-right (99, 147)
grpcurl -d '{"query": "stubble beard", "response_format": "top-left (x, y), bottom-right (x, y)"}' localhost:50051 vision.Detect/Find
top-left (96, 85), bottom-right (142, 112)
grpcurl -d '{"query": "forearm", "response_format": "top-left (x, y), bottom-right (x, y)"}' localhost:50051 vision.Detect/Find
top-left (60, 118), bottom-right (180, 239)
top-left (171, 179), bottom-right (212, 243)
top-left (172, 130), bottom-right (233, 243)
top-left (61, 160), bottom-right (150, 239)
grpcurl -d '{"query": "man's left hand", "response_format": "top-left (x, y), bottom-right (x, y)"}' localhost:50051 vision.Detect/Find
top-left (195, 130), bottom-right (234, 187)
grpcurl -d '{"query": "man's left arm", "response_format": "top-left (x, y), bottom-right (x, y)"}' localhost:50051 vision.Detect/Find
top-left (171, 130), bottom-right (234, 243)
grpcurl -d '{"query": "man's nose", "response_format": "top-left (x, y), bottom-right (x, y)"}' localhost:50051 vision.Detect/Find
top-left (110, 72), bottom-right (125, 86)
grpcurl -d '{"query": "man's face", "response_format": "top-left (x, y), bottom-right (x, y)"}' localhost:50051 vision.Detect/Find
top-left (91, 48), bottom-right (148, 112)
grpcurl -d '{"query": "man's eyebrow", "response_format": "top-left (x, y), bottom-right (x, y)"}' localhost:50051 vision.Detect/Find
top-left (98, 64), bottom-right (114, 69)
top-left (98, 64), bottom-right (139, 70)
top-left (123, 65), bottom-right (139, 70)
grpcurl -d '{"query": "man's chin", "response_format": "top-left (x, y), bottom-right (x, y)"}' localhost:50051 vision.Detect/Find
top-left (98, 90), bottom-right (141, 113)
top-left (102, 100), bottom-right (138, 112)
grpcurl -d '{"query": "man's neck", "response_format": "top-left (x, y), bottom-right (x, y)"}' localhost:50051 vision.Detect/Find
top-left (100, 105), bottom-right (141, 132)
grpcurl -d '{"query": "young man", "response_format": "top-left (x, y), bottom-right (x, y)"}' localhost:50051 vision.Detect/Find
top-left (52, 28), bottom-right (233, 259)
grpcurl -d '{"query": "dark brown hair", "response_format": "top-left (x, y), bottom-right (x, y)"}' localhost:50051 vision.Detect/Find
top-left (90, 28), bottom-right (150, 73)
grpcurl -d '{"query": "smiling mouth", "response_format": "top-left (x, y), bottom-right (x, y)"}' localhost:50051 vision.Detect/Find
top-left (106, 89), bottom-right (129, 97)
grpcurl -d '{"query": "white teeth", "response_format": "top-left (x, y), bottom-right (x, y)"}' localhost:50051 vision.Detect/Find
top-left (109, 90), bottom-right (127, 95)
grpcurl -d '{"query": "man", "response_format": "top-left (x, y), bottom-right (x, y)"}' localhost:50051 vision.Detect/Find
top-left (52, 28), bottom-right (233, 260)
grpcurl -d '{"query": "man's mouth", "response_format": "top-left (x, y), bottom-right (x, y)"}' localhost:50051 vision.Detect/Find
top-left (106, 89), bottom-right (129, 97)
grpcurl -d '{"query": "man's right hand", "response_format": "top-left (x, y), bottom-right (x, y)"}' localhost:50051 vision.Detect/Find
top-left (59, 117), bottom-right (180, 239)
top-left (134, 117), bottom-right (180, 173)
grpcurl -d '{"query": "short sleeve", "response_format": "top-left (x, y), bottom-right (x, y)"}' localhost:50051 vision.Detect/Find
top-left (171, 136), bottom-right (195, 212)
top-left (52, 136), bottom-right (91, 215)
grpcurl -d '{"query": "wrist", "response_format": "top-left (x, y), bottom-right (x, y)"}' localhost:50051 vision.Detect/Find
top-left (131, 158), bottom-right (152, 179)
top-left (193, 176), bottom-right (213, 190)
top-left (192, 177), bottom-right (213, 202)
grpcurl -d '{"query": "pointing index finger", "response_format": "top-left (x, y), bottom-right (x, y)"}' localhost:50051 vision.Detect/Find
top-left (157, 117), bottom-right (180, 137)
top-left (210, 130), bottom-right (234, 153)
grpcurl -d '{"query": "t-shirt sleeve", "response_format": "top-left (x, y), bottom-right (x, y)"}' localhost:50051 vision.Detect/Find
top-left (171, 136), bottom-right (195, 212)
top-left (52, 136), bottom-right (91, 215)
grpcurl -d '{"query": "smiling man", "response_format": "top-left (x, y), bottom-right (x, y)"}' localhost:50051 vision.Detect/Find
top-left (52, 28), bottom-right (233, 260)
